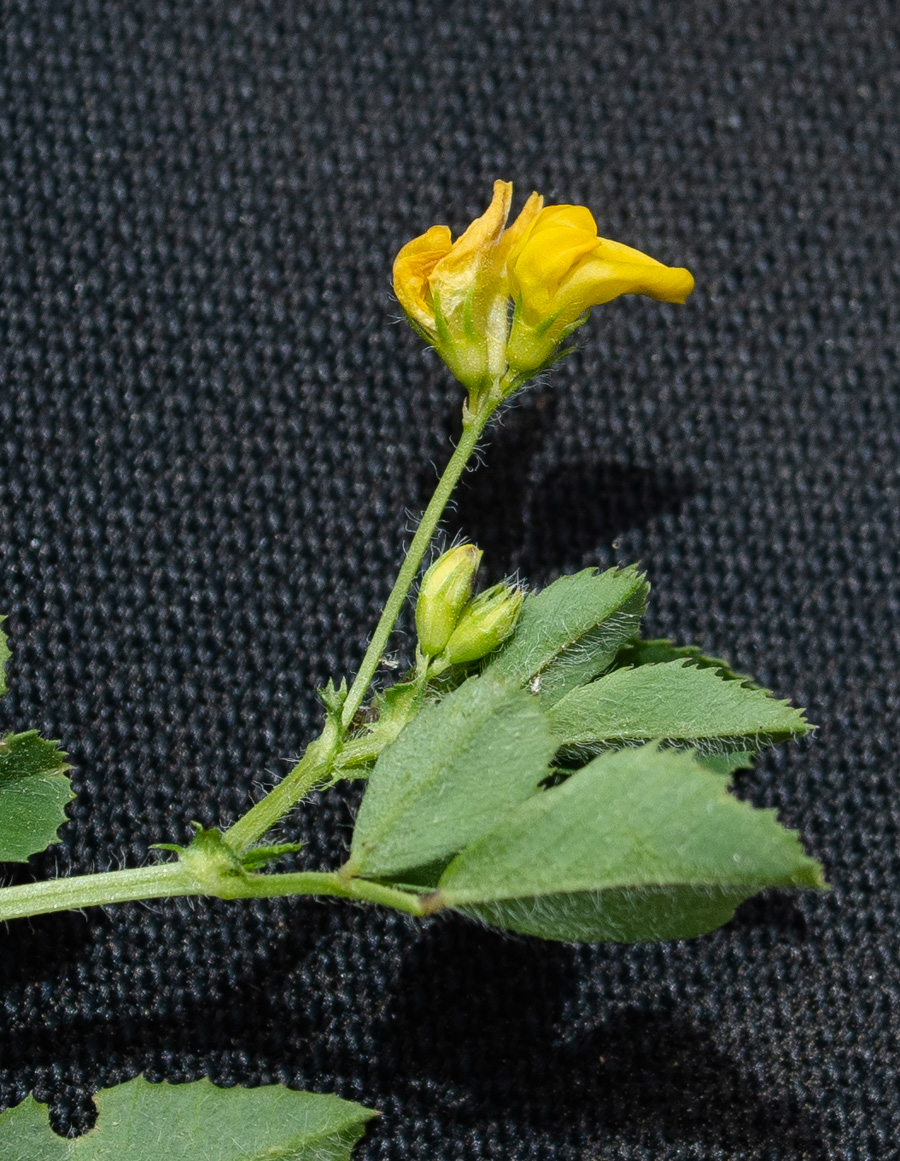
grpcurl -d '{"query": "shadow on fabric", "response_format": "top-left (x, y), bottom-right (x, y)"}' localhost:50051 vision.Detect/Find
top-left (363, 917), bottom-right (825, 1155)
top-left (433, 395), bottom-right (695, 580)
top-left (0, 906), bottom-right (824, 1154)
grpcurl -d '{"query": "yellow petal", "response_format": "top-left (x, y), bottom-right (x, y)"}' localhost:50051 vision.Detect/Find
top-left (513, 224), bottom-right (600, 297)
top-left (509, 199), bottom-right (695, 329)
top-left (558, 253), bottom-right (695, 320)
top-left (392, 225), bottom-right (453, 331)
top-left (507, 203), bottom-right (602, 320)
top-left (592, 235), bottom-right (668, 267)
top-left (495, 190), bottom-right (545, 270)
top-left (429, 180), bottom-right (513, 314)
top-left (528, 204), bottom-right (598, 235)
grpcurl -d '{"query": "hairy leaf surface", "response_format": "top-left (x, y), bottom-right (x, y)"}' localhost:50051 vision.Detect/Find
top-left (439, 745), bottom-right (824, 942)
top-left (0, 1077), bottom-right (375, 1160)
top-left (0, 731), bottom-right (74, 862)
top-left (548, 660), bottom-right (810, 754)
top-left (484, 566), bottom-right (649, 704)
top-left (350, 674), bottom-right (556, 880)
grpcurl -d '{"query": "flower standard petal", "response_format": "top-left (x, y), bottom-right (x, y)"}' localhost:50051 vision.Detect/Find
top-left (510, 225), bottom-right (601, 321)
top-left (527, 204), bottom-right (598, 234)
top-left (428, 180), bottom-right (512, 318)
top-left (495, 190), bottom-right (545, 281)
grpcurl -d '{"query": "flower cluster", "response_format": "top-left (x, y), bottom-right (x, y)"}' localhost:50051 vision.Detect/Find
top-left (393, 181), bottom-right (694, 402)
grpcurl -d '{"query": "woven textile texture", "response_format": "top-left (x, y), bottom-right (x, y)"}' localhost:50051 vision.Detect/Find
top-left (1, 1), bottom-right (898, 1156)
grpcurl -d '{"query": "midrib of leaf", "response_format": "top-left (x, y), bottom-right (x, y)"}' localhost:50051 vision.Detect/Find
top-left (445, 869), bottom-right (794, 908)
top-left (439, 744), bottom-right (824, 910)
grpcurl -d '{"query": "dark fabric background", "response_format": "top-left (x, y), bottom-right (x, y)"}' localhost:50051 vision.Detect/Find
top-left (1, 1), bottom-right (898, 1156)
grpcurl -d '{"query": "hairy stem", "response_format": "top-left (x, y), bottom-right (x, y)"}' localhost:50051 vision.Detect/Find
top-left (0, 863), bottom-right (195, 923)
top-left (0, 390), bottom-right (500, 924)
top-left (0, 862), bottom-right (431, 924)
top-left (223, 730), bottom-right (337, 855)
top-left (339, 401), bottom-right (493, 731)
top-left (223, 395), bottom-right (496, 854)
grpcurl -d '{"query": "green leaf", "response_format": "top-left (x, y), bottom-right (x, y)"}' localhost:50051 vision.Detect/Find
top-left (0, 1077), bottom-right (375, 1161)
top-left (438, 744), bottom-right (825, 943)
top-left (0, 617), bottom-right (10, 698)
top-left (612, 636), bottom-right (755, 684)
top-left (349, 674), bottom-right (557, 881)
top-left (696, 750), bottom-right (755, 776)
top-left (484, 566), bottom-right (649, 705)
top-left (0, 731), bottom-right (74, 862)
top-left (548, 660), bottom-right (810, 755)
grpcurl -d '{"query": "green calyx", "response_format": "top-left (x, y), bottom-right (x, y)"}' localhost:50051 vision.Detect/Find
top-left (443, 583), bottom-right (524, 665)
top-left (505, 297), bottom-right (589, 377)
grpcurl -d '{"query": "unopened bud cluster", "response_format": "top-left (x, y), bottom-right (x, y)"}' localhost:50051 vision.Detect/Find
top-left (416, 545), bottom-right (522, 667)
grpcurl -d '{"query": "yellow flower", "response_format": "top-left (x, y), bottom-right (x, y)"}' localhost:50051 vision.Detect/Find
top-left (506, 203), bottom-right (695, 373)
top-left (393, 181), bottom-right (512, 395)
top-left (393, 182), bottom-right (548, 399)
top-left (393, 183), bottom-right (694, 396)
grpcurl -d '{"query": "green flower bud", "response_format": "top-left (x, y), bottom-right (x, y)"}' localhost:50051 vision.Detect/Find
top-left (444, 583), bottom-right (524, 665)
top-left (415, 544), bottom-right (483, 658)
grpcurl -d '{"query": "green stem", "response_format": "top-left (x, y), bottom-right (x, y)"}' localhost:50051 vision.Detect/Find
top-left (213, 869), bottom-right (430, 916)
top-left (0, 862), bottom-right (431, 924)
top-left (339, 402), bottom-right (493, 731)
top-left (223, 734), bottom-right (336, 855)
top-left (223, 396), bottom-right (496, 855)
top-left (0, 863), bottom-right (194, 923)
top-left (0, 390), bottom-right (500, 924)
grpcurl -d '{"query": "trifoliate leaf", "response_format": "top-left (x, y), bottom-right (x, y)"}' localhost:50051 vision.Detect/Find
top-left (349, 674), bottom-right (556, 881)
top-left (438, 744), bottom-right (825, 942)
top-left (612, 636), bottom-right (755, 684)
top-left (0, 731), bottom-right (74, 862)
top-left (548, 660), bottom-right (810, 755)
top-left (0, 1077), bottom-right (375, 1161)
top-left (0, 617), bottom-right (10, 698)
top-left (484, 566), bottom-right (649, 705)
